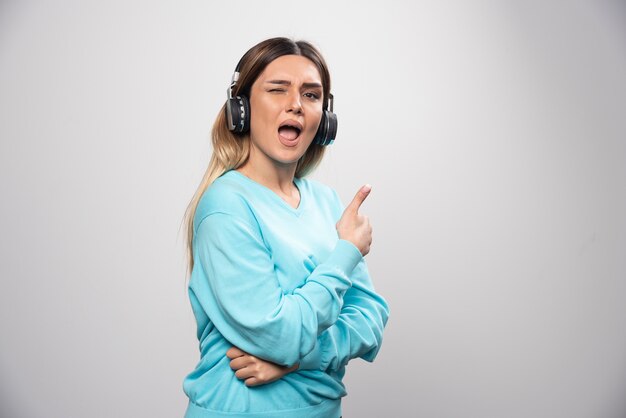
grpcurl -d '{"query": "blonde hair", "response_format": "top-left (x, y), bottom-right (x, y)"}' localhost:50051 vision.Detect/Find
top-left (181, 37), bottom-right (332, 277)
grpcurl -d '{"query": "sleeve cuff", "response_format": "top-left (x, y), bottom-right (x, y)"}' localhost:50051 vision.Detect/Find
top-left (324, 239), bottom-right (363, 276)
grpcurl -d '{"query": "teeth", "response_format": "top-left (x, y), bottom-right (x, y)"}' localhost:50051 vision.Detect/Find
top-left (280, 122), bottom-right (302, 130)
top-left (280, 125), bottom-right (301, 133)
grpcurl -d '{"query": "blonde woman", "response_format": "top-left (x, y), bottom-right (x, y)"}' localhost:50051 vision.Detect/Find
top-left (181, 37), bottom-right (389, 418)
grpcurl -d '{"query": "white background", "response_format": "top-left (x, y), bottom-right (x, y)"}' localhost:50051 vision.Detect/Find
top-left (1, 1), bottom-right (625, 417)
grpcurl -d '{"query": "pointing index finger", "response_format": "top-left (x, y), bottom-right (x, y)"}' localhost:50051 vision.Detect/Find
top-left (346, 184), bottom-right (372, 214)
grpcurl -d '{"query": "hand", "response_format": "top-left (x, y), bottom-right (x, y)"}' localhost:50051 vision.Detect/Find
top-left (336, 184), bottom-right (373, 256)
top-left (226, 346), bottom-right (299, 387)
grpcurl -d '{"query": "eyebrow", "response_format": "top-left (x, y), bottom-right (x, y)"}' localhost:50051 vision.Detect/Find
top-left (265, 79), bottom-right (322, 89)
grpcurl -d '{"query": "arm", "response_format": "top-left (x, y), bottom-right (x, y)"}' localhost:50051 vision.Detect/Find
top-left (227, 259), bottom-right (388, 381)
top-left (298, 187), bottom-right (389, 371)
top-left (227, 267), bottom-right (387, 386)
top-left (299, 258), bottom-right (389, 372)
top-left (226, 346), bottom-right (299, 387)
top-left (191, 211), bottom-right (362, 367)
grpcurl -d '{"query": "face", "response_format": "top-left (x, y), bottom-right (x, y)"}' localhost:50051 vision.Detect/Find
top-left (247, 54), bottom-right (324, 169)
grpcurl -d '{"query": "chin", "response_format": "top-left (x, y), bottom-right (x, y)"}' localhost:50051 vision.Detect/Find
top-left (273, 143), bottom-right (310, 163)
top-left (272, 152), bottom-right (305, 166)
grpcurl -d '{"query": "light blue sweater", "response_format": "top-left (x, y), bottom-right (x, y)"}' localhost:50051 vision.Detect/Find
top-left (183, 169), bottom-right (389, 418)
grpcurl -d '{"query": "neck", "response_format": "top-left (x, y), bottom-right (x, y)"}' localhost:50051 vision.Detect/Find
top-left (237, 144), bottom-right (299, 195)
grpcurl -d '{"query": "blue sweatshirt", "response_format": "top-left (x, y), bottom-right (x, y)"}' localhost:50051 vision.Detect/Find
top-left (183, 169), bottom-right (389, 418)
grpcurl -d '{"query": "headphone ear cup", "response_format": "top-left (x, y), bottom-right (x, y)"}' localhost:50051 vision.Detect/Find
top-left (226, 95), bottom-right (250, 133)
top-left (313, 110), bottom-right (338, 146)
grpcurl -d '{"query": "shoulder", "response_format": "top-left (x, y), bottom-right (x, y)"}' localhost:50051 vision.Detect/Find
top-left (193, 171), bottom-right (257, 233)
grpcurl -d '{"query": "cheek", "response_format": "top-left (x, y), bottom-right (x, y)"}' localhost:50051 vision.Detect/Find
top-left (250, 100), bottom-right (276, 132)
top-left (250, 100), bottom-right (280, 127)
top-left (308, 110), bottom-right (323, 132)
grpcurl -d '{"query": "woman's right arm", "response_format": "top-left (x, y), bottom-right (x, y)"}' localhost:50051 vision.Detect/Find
top-left (190, 211), bottom-right (362, 367)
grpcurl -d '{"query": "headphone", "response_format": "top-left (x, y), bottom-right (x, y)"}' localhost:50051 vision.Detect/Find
top-left (225, 61), bottom-right (338, 146)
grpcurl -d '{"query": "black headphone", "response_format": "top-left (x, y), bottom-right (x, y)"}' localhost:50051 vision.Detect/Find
top-left (225, 61), bottom-right (338, 146)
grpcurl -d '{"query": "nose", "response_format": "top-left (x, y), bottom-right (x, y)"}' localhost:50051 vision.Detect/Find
top-left (286, 91), bottom-right (303, 114)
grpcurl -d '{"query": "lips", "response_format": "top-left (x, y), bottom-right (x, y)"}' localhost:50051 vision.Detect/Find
top-left (278, 119), bottom-right (303, 146)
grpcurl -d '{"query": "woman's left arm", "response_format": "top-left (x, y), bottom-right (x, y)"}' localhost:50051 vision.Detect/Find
top-left (229, 258), bottom-right (389, 383)
top-left (294, 186), bottom-right (389, 371)
top-left (298, 258), bottom-right (389, 372)
top-left (227, 188), bottom-right (389, 383)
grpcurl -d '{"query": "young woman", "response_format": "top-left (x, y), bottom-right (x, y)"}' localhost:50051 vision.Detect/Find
top-left (181, 37), bottom-right (389, 418)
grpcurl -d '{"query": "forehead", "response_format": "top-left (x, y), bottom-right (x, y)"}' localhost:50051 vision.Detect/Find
top-left (256, 55), bottom-right (322, 84)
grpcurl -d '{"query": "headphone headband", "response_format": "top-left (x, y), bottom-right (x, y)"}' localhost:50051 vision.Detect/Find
top-left (227, 71), bottom-right (240, 100)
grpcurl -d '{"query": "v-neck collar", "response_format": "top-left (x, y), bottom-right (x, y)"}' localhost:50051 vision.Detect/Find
top-left (227, 170), bottom-right (305, 216)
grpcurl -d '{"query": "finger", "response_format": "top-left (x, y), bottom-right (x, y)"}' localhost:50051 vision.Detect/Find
top-left (235, 367), bottom-right (254, 380)
top-left (226, 347), bottom-right (245, 359)
top-left (345, 184), bottom-right (372, 215)
top-left (229, 356), bottom-right (251, 371)
top-left (245, 377), bottom-right (261, 387)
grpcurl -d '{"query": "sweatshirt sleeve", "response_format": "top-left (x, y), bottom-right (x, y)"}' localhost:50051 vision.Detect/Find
top-left (298, 257), bottom-right (389, 371)
top-left (298, 186), bottom-right (389, 371)
top-left (190, 211), bottom-right (363, 367)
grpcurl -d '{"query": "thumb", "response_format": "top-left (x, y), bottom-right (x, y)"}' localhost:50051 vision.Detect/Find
top-left (344, 184), bottom-right (372, 215)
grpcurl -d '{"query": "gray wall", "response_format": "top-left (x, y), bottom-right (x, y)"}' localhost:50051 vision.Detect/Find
top-left (1, 1), bottom-right (625, 417)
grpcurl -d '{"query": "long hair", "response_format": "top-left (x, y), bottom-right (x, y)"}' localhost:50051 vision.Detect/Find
top-left (181, 37), bottom-right (333, 277)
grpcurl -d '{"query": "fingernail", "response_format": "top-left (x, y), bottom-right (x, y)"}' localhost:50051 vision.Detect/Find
top-left (363, 184), bottom-right (372, 193)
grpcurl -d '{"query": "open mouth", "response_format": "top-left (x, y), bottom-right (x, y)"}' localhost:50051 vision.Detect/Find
top-left (278, 121), bottom-right (303, 142)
